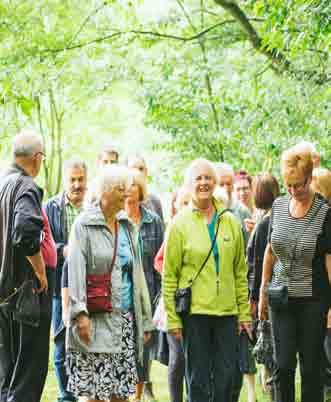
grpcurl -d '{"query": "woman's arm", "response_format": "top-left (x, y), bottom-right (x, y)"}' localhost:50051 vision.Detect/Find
top-left (162, 223), bottom-right (183, 338)
top-left (258, 243), bottom-right (276, 320)
top-left (252, 217), bottom-right (270, 301)
top-left (68, 220), bottom-right (91, 344)
top-left (325, 254), bottom-right (331, 329)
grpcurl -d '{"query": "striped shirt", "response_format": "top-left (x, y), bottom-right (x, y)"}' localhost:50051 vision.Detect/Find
top-left (65, 199), bottom-right (82, 237)
top-left (269, 194), bottom-right (331, 300)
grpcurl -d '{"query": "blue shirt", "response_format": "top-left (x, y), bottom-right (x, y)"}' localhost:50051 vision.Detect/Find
top-left (118, 224), bottom-right (134, 311)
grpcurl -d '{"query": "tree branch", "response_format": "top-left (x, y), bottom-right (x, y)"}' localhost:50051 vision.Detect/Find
top-left (43, 20), bottom-right (244, 54)
top-left (214, 0), bottom-right (331, 84)
top-left (67, 1), bottom-right (108, 47)
top-left (214, 0), bottom-right (290, 69)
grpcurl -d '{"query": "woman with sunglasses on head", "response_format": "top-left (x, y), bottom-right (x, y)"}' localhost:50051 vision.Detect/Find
top-left (259, 146), bottom-right (331, 402)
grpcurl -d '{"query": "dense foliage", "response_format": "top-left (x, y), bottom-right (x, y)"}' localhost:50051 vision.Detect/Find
top-left (0, 0), bottom-right (330, 193)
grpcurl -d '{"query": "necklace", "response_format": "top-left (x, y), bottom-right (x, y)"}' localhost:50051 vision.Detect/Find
top-left (290, 192), bottom-right (315, 218)
top-left (196, 202), bottom-right (215, 223)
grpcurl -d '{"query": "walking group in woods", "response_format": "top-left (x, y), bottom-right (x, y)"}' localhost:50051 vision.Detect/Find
top-left (1, 130), bottom-right (331, 402)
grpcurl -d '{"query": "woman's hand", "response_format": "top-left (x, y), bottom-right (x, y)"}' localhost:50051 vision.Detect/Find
top-left (169, 328), bottom-right (183, 342)
top-left (239, 321), bottom-right (253, 340)
top-left (144, 331), bottom-right (152, 344)
top-left (258, 290), bottom-right (268, 321)
top-left (249, 299), bottom-right (258, 320)
top-left (76, 313), bottom-right (92, 345)
top-left (244, 218), bottom-right (256, 234)
top-left (327, 308), bottom-right (331, 329)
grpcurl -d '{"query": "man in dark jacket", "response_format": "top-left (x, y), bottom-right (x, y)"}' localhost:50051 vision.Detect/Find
top-left (0, 130), bottom-right (48, 402)
top-left (45, 158), bottom-right (87, 402)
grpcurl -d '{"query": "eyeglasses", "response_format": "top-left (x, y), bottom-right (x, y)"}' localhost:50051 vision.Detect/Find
top-left (286, 178), bottom-right (308, 191)
top-left (236, 186), bottom-right (250, 192)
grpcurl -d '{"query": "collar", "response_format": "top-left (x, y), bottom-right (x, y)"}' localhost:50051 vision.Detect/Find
top-left (190, 197), bottom-right (223, 214)
top-left (140, 205), bottom-right (155, 224)
top-left (10, 163), bottom-right (44, 200)
top-left (11, 162), bottom-right (29, 176)
top-left (64, 193), bottom-right (83, 210)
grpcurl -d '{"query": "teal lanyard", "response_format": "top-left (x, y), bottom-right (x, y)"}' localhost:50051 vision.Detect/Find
top-left (207, 212), bottom-right (220, 276)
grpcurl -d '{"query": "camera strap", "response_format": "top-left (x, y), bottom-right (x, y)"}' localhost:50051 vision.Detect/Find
top-left (189, 208), bottom-right (231, 288)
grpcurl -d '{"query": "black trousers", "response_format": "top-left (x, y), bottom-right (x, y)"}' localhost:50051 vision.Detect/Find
top-left (0, 269), bottom-right (54, 402)
top-left (182, 314), bottom-right (238, 402)
top-left (270, 300), bottom-right (327, 402)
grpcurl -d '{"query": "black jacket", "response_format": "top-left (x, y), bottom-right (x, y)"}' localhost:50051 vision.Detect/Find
top-left (247, 215), bottom-right (270, 302)
top-left (0, 164), bottom-right (43, 300)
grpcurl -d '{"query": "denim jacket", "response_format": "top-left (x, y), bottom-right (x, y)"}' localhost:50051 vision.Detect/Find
top-left (136, 206), bottom-right (164, 310)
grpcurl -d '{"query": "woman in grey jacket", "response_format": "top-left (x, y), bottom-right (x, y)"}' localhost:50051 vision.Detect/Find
top-left (66, 165), bottom-right (154, 402)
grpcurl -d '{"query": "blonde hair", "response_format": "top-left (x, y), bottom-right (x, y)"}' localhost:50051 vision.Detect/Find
top-left (312, 168), bottom-right (331, 200)
top-left (130, 168), bottom-right (148, 202)
top-left (281, 146), bottom-right (313, 181)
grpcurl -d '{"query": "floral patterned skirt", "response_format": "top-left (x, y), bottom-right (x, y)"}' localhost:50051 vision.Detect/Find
top-left (66, 312), bottom-right (138, 400)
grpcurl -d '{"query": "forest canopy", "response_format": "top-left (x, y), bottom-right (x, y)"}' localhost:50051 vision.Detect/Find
top-left (0, 0), bottom-right (330, 195)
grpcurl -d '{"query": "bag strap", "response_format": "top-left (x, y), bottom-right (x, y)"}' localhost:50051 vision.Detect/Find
top-left (109, 221), bottom-right (119, 273)
top-left (189, 209), bottom-right (231, 288)
top-left (86, 220), bottom-right (119, 275)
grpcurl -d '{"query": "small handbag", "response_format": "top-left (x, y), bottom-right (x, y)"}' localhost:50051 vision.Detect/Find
top-left (14, 279), bottom-right (40, 327)
top-left (174, 209), bottom-right (230, 318)
top-left (266, 284), bottom-right (288, 311)
top-left (86, 223), bottom-right (118, 314)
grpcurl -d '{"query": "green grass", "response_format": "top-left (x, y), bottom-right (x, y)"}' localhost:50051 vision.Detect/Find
top-left (41, 353), bottom-right (275, 402)
top-left (42, 338), bottom-right (302, 402)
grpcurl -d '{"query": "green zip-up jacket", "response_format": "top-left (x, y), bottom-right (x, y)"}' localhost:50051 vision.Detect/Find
top-left (163, 198), bottom-right (250, 330)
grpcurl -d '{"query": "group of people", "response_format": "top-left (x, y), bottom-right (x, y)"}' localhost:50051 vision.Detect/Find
top-left (0, 130), bottom-right (331, 402)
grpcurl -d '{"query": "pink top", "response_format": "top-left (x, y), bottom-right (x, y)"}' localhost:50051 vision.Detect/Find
top-left (154, 242), bottom-right (165, 274)
top-left (41, 208), bottom-right (57, 269)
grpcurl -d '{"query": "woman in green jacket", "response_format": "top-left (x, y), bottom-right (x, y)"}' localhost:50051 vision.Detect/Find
top-left (163, 158), bottom-right (251, 402)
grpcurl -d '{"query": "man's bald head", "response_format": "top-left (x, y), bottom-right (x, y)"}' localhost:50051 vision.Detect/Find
top-left (12, 130), bottom-right (44, 158)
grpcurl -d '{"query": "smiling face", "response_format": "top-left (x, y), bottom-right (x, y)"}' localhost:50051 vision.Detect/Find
top-left (64, 167), bottom-right (87, 206)
top-left (190, 162), bottom-right (216, 206)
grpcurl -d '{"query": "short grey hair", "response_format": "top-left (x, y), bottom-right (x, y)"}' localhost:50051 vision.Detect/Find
top-left (98, 143), bottom-right (119, 160)
top-left (93, 165), bottom-right (133, 203)
top-left (126, 153), bottom-right (146, 169)
top-left (63, 157), bottom-right (88, 178)
top-left (184, 158), bottom-right (217, 187)
top-left (12, 129), bottom-right (43, 158)
top-left (215, 162), bottom-right (234, 178)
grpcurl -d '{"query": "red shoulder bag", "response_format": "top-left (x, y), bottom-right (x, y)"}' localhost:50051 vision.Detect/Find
top-left (86, 222), bottom-right (118, 314)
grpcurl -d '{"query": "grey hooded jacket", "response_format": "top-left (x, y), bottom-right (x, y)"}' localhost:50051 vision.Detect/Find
top-left (66, 205), bottom-right (154, 362)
